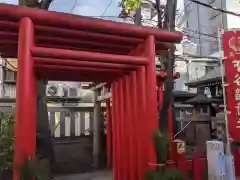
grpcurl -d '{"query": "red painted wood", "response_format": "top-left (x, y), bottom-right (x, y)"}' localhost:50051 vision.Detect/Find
top-left (0, 4), bottom-right (182, 42)
top-left (34, 57), bottom-right (139, 70)
top-left (122, 76), bottom-right (130, 180)
top-left (192, 152), bottom-right (203, 180)
top-left (130, 71), bottom-right (139, 179)
top-left (136, 67), bottom-right (148, 179)
top-left (177, 153), bottom-right (188, 180)
top-left (14, 18), bottom-right (37, 180)
top-left (31, 47), bottom-right (149, 65)
top-left (35, 70), bottom-right (116, 82)
top-left (1, 4), bottom-right (184, 180)
top-left (125, 76), bottom-right (135, 180)
top-left (34, 64), bottom-right (129, 74)
top-left (111, 82), bottom-right (119, 180)
top-left (119, 78), bottom-right (127, 179)
top-left (144, 35), bottom-right (158, 169)
top-left (0, 25), bottom-right (172, 52)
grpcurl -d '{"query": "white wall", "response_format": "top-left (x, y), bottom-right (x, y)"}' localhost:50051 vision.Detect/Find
top-left (226, 1), bottom-right (240, 29)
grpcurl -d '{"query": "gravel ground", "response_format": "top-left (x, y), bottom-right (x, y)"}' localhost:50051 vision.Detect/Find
top-left (53, 170), bottom-right (112, 180)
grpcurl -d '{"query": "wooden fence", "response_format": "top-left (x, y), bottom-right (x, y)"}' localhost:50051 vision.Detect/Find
top-left (48, 110), bottom-right (93, 138)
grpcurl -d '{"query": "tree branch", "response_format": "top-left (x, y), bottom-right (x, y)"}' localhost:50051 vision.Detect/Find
top-left (40, 0), bottom-right (54, 10)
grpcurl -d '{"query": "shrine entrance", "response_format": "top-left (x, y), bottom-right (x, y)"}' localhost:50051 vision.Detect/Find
top-left (0, 4), bottom-right (182, 180)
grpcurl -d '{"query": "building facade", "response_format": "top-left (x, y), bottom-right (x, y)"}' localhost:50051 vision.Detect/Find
top-left (178, 0), bottom-right (240, 56)
top-left (173, 0), bottom-right (240, 91)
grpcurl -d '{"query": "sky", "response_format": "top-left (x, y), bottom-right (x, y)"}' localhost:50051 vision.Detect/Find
top-left (0, 0), bottom-right (184, 22)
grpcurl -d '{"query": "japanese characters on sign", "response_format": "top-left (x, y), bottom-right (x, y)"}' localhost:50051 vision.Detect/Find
top-left (233, 63), bottom-right (240, 129)
top-left (233, 60), bottom-right (240, 129)
top-left (223, 31), bottom-right (240, 141)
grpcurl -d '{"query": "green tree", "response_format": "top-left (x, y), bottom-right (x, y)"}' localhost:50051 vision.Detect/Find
top-left (145, 130), bottom-right (184, 180)
top-left (0, 112), bottom-right (14, 174)
top-left (121, 0), bottom-right (141, 14)
top-left (19, 0), bottom-right (53, 9)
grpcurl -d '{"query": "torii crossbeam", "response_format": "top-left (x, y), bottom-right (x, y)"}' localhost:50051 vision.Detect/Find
top-left (0, 3), bottom-right (182, 180)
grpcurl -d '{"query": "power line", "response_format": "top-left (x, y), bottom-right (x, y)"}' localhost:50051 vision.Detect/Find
top-left (70, 0), bottom-right (78, 13)
top-left (100, 0), bottom-right (113, 18)
top-left (0, 57), bottom-right (17, 71)
top-left (2, 57), bottom-right (17, 70)
top-left (188, 0), bottom-right (240, 17)
top-left (146, 18), bottom-right (218, 39)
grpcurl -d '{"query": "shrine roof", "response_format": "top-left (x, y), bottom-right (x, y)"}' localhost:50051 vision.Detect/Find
top-left (184, 93), bottom-right (223, 105)
top-left (0, 3), bottom-right (182, 58)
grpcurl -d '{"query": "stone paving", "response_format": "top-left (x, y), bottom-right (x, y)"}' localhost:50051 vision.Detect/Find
top-left (53, 170), bottom-right (112, 180)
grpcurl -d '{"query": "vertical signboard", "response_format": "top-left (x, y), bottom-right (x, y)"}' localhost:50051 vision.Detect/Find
top-left (222, 30), bottom-right (240, 141)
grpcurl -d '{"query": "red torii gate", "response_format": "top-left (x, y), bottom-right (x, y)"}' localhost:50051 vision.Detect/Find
top-left (0, 3), bottom-right (182, 180)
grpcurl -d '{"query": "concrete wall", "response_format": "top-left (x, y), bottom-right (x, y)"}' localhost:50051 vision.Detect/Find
top-left (53, 136), bottom-right (94, 175)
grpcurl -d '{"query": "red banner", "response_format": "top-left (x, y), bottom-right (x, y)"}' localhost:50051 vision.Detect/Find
top-left (223, 30), bottom-right (240, 141)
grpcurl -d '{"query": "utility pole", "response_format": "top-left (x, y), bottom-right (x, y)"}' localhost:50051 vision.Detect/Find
top-left (133, 0), bottom-right (177, 134)
top-left (155, 0), bottom-right (162, 28)
top-left (159, 0), bottom-right (177, 134)
top-left (134, 8), bottom-right (142, 25)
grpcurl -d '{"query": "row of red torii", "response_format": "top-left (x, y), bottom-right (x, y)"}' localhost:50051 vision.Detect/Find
top-left (0, 3), bottom-right (182, 180)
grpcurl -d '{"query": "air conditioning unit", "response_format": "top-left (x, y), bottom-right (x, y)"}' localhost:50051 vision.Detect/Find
top-left (67, 87), bottom-right (79, 97)
top-left (46, 84), bottom-right (64, 97)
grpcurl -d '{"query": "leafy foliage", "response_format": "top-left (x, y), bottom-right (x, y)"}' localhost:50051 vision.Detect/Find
top-left (145, 130), bottom-right (184, 180)
top-left (0, 111), bottom-right (50, 180)
top-left (152, 130), bottom-right (169, 164)
top-left (19, 0), bottom-right (53, 9)
top-left (164, 169), bottom-right (184, 180)
top-left (145, 168), bottom-right (183, 180)
top-left (121, 0), bottom-right (141, 14)
top-left (0, 112), bottom-right (14, 173)
top-left (19, 0), bottom-right (37, 6)
top-left (17, 157), bottom-right (50, 180)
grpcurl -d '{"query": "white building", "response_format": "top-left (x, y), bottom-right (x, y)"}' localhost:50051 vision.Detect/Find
top-left (173, 0), bottom-right (240, 91)
top-left (178, 0), bottom-right (240, 56)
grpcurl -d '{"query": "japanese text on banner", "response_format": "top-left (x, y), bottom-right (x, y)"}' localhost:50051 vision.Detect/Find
top-left (233, 60), bottom-right (240, 128)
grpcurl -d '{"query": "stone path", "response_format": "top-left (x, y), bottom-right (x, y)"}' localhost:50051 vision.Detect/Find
top-left (53, 170), bottom-right (112, 180)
